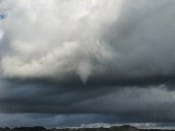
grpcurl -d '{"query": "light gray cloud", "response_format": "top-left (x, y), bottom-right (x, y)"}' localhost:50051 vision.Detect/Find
top-left (0, 0), bottom-right (175, 85)
top-left (0, 0), bottom-right (122, 83)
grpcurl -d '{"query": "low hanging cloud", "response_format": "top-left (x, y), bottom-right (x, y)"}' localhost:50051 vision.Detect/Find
top-left (1, 82), bottom-right (175, 122)
top-left (0, 0), bottom-right (175, 85)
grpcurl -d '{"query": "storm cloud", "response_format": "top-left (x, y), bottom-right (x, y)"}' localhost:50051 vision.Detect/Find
top-left (0, 0), bottom-right (175, 84)
top-left (0, 0), bottom-right (175, 126)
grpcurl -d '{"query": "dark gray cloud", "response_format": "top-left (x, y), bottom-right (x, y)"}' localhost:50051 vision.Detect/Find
top-left (0, 80), bottom-right (175, 123)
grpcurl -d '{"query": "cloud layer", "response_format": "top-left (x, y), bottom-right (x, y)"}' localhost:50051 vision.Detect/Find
top-left (0, 80), bottom-right (175, 122)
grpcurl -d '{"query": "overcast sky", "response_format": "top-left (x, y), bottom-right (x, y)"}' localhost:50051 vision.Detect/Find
top-left (0, 0), bottom-right (175, 128)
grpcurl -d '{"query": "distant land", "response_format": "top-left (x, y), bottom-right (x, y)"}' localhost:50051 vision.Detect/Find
top-left (0, 125), bottom-right (174, 131)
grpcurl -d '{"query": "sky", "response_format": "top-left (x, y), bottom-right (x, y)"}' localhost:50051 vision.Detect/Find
top-left (0, 0), bottom-right (175, 128)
